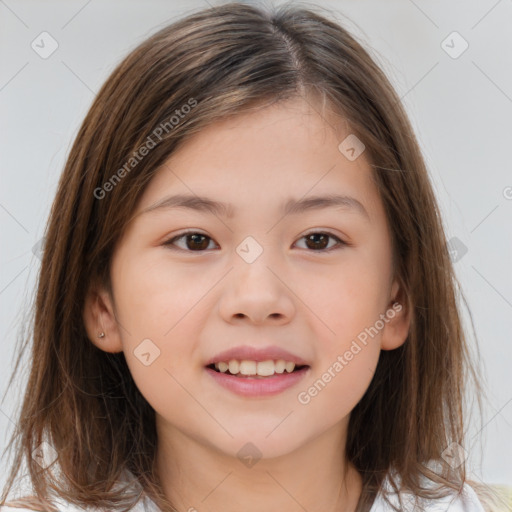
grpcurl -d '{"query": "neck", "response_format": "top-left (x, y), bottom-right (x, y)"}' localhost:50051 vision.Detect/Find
top-left (155, 419), bottom-right (363, 512)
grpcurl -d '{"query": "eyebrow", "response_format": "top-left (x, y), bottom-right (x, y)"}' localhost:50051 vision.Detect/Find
top-left (140, 193), bottom-right (370, 220)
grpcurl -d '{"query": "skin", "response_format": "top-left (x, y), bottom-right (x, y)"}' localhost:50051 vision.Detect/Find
top-left (84, 97), bottom-right (410, 512)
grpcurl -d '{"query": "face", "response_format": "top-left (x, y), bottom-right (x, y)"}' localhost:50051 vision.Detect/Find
top-left (84, 97), bottom-right (409, 461)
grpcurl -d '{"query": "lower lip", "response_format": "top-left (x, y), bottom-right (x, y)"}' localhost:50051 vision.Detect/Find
top-left (205, 366), bottom-right (310, 397)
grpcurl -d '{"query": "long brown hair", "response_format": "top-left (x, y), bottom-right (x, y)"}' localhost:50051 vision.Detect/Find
top-left (1, 2), bottom-right (497, 511)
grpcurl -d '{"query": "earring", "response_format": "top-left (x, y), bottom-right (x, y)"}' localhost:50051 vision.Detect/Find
top-left (97, 332), bottom-right (105, 338)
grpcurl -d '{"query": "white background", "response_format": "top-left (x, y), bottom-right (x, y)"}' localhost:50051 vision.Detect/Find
top-left (1, 0), bottom-right (511, 490)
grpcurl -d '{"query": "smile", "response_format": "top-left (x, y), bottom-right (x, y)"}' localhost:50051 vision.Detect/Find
top-left (205, 361), bottom-right (310, 397)
top-left (209, 359), bottom-right (306, 378)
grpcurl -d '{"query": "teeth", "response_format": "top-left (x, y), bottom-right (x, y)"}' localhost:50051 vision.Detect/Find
top-left (228, 360), bottom-right (240, 374)
top-left (213, 359), bottom-right (299, 377)
top-left (274, 360), bottom-right (286, 374)
top-left (285, 361), bottom-right (295, 373)
top-left (239, 360), bottom-right (257, 375)
top-left (256, 360), bottom-right (275, 376)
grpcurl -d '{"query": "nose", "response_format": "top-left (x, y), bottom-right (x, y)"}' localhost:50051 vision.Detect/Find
top-left (218, 257), bottom-right (296, 326)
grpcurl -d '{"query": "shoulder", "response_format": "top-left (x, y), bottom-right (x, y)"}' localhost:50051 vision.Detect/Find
top-left (422, 483), bottom-right (487, 511)
top-left (1, 501), bottom-right (153, 512)
top-left (1, 508), bottom-right (36, 512)
top-left (0, 471), bottom-right (157, 512)
top-left (371, 480), bottom-right (486, 512)
top-left (0, 496), bottom-right (152, 512)
top-left (0, 504), bottom-right (82, 512)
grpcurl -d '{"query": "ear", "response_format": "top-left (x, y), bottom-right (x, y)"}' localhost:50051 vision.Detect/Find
top-left (83, 278), bottom-right (123, 353)
top-left (380, 278), bottom-right (411, 351)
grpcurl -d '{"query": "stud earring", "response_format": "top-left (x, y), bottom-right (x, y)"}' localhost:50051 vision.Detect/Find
top-left (97, 332), bottom-right (105, 339)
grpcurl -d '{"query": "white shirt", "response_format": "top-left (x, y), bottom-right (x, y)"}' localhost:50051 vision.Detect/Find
top-left (369, 479), bottom-right (486, 512)
top-left (0, 478), bottom-right (486, 511)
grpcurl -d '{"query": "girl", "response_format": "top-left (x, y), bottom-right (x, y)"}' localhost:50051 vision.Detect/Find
top-left (0, 2), bottom-right (503, 511)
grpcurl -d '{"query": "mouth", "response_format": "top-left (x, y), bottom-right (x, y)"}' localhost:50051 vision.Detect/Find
top-left (206, 360), bottom-right (310, 379)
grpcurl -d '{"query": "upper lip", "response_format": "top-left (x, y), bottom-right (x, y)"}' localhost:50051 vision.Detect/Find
top-left (205, 345), bottom-right (310, 367)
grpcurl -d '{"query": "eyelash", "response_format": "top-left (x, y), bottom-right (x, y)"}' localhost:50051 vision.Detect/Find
top-left (162, 230), bottom-right (347, 253)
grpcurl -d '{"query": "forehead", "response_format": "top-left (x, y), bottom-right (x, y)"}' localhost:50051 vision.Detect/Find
top-left (135, 98), bottom-right (381, 222)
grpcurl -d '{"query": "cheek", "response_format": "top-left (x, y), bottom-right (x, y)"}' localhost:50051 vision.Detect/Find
top-left (112, 251), bottom-right (212, 337)
top-left (297, 265), bottom-right (385, 418)
top-left (110, 253), bottom-right (210, 403)
top-left (296, 344), bottom-right (380, 426)
top-left (297, 242), bottom-right (390, 411)
top-left (303, 248), bottom-right (392, 346)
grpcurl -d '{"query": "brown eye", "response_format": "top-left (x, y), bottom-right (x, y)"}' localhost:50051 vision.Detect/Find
top-left (295, 232), bottom-right (345, 252)
top-left (163, 230), bottom-right (345, 253)
top-left (164, 232), bottom-right (216, 251)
